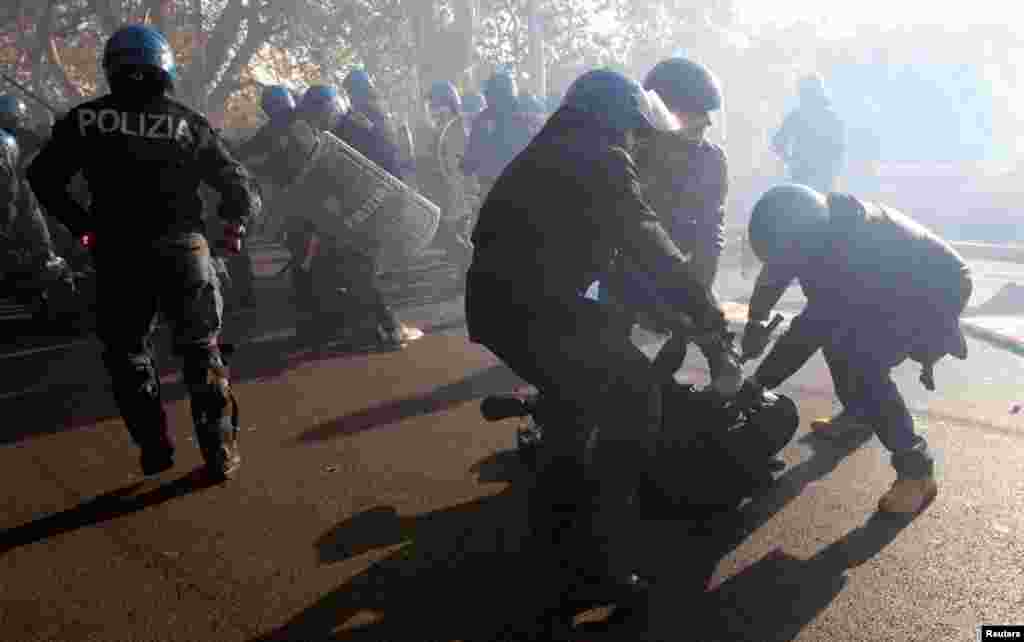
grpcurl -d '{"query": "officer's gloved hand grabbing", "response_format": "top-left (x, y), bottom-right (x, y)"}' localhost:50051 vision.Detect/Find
top-left (700, 330), bottom-right (743, 396)
top-left (735, 375), bottom-right (778, 411)
top-left (741, 318), bottom-right (775, 362)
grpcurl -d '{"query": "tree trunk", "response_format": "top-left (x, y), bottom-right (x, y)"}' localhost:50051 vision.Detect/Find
top-left (409, 2), bottom-right (434, 130)
top-left (526, 0), bottom-right (545, 97)
top-left (204, 8), bottom-right (278, 119)
top-left (189, 0), bottom-right (206, 113)
top-left (453, 0), bottom-right (478, 87)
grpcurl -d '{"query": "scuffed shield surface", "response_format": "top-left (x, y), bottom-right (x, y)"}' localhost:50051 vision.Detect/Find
top-left (282, 120), bottom-right (441, 269)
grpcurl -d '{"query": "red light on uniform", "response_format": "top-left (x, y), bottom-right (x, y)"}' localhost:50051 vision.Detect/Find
top-left (80, 233), bottom-right (93, 247)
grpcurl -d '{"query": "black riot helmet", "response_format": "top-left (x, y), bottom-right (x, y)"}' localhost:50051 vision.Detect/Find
top-left (748, 184), bottom-right (830, 264)
top-left (643, 57), bottom-right (723, 113)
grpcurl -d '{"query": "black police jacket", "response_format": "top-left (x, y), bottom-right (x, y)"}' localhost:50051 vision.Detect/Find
top-left (26, 93), bottom-right (261, 244)
top-left (466, 107), bottom-right (725, 342)
top-left (750, 193), bottom-right (971, 389)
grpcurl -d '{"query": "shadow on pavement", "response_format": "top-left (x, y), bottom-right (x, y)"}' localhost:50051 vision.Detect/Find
top-left (0, 467), bottom-right (221, 556)
top-left (254, 486), bottom-right (540, 642)
top-left (250, 426), bottom-right (912, 642)
top-left (679, 511), bottom-right (918, 642)
top-left (290, 364), bottom-right (526, 445)
top-left (0, 313), bottom-right (470, 446)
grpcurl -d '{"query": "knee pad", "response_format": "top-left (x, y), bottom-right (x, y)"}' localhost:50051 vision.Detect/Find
top-left (183, 348), bottom-right (235, 426)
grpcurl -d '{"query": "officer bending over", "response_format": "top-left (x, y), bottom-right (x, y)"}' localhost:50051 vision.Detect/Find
top-left (467, 68), bottom-right (739, 619)
top-left (739, 184), bottom-right (971, 513)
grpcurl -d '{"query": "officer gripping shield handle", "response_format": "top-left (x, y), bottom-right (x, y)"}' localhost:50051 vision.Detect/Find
top-left (737, 184), bottom-right (971, 514)
top-left (466, 68), bottom-right (741, 624)
top-left (288, 84), bottom-right (419, 349)
top-left (26, 25), bottom-right (262, 481)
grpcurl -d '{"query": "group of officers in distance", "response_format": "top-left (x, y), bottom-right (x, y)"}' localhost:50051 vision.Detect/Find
top-left (13, 22), bottom-right (973, 630)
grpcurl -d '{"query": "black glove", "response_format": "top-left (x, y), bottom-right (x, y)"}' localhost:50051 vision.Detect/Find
top-left (741, 318), bottom-right (774, 362)
top-left (699, 331), bottom-right (742, 396)
top-left (735, 376), bottom-right (777, 412)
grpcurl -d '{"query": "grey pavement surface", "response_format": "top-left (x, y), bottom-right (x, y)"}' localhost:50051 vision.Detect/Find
top-left (1, 244), bottom-right (1023, 641)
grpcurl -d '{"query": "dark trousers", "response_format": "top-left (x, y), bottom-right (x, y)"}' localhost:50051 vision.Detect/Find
top-left (303, 242), bottom-right (399, 336)
top-left (824, 323), bottom-right (933, 478)
top-left (478, 318), bottom-right (661, 578)
top-left (94, 233), bottom-right (230, 454)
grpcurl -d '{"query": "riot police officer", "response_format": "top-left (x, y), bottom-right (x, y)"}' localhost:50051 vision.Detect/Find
top-left (638, 57), bottom-right (728, 291)
top-left (0, 129), bottom-right (69, 320)
top-left (342, 69), bottom-right (402, 172)
top-left (0, 95), bottom-right (46, 164)
top-left (467, 68), bottom-right (739, 623)
top-left (739, 184), bottom-right (971, 513)
top-left (27, 25), bottom-right (262, 480)
top-left (235, 85), bottom-right (298, 183)
top-left (772, 73), bottom-right (847, 193)
top-left (461, 91), bottom-right (487, 122)
top-left (291, 85), bottom-right (417, 348)
top-left (461, 71), bottom-right (533, 198)
top-left (417, 81), bottom-right (473, 284)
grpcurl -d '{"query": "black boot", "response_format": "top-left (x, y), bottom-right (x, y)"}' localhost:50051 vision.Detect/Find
top-left (105, 356), bottom-right (175, 476)
top-left (189, 362), bottom-right (241, 481)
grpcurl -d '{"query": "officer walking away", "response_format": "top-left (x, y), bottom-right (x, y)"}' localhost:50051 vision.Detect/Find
top-left (291, 85), bottom-right (418, 348)
top-left (27, 25), bottom-right (262, 480)
top-left (417, 81), bottom-right (473, 284)
top-left (467, 68), bottom-right (740, 630)
top-left (461, 71), bottom-right (533, 198)
top-left (771, 73), bottom-right (846, 193)
top-left (738, 184), bottom-right (971, 513)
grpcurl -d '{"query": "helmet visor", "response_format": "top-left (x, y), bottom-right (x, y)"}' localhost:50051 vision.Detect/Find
top-left (639, 89), bottom-right (682, 133)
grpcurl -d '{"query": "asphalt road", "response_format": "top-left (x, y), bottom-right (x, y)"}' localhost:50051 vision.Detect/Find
top-left (1, 249), bottom-right (1023, 641)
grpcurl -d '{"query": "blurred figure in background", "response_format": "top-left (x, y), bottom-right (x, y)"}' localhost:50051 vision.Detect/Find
top-left (461, 71), bottom-right (533, 199)
top-left (772, 73), bottom-right (846, 193)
